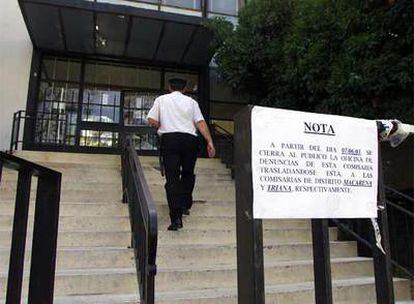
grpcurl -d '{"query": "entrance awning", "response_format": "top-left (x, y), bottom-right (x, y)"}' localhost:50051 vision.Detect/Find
top-left (18, 0), bottom-right (214, 66)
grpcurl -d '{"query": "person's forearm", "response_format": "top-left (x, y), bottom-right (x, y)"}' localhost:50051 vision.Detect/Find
top-left (196, 121), bottom-right (213, 144)
top-left (148, 118), bottom-right (160, 128)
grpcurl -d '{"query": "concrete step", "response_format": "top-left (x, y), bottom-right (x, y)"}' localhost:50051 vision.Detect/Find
top-left (0, 188), bottom-right (122, 202)
top-left (143, 172), bottom-right (233, 183)
top-left (0, 179), bottom-right (122, 192)
top-left (155, 201), bottom-right (235, 217)
top-left (0, 215), bottom-right (130, 232)
top-left (157, 216), bottom-right (310, 230)
top-left (0, 246), bottom-right (135, 271)
top-left (0, 268), bottom-right (137, 297)
top-left (156, 241), bottom-right (356, 268)
top-left (1, 171), bottom-right (122, 184)
top-left (139, 156), bottom-right (225, 168)
top-left (14, 151), bottom-right (120, 165)
top-left (0, 202), bottom-right (128, 217)
top-left (156, 257), bottom-right (374, 292)
top-left (149, 185), bottom-right (235, 202)
top-left (0, 230), bottom-right (131, 247)
top-left (53, 294), bottom-right (139, 304)
top-left (152, 278), bottom-right (411, 304)
top-left (157, 227), bottom-right (338, 246)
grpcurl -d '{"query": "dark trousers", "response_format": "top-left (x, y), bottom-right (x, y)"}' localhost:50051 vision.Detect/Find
top-left (161, 133), bottom-right (199, 223)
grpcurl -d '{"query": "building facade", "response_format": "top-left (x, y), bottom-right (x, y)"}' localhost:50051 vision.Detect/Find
top-left (0, 0), bottom-right (248, 154)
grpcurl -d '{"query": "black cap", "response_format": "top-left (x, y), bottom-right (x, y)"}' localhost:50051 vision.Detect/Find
top-left (168, 78), bottom-right (187, 87)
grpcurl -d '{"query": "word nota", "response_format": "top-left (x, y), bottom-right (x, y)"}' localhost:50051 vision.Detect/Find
top-left (304, 122), bottom-right (335, 136)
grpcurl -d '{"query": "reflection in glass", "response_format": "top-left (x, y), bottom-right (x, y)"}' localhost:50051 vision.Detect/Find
top-left (129, 132), bottom-right (158, 151)
top-left (37, 81), bottom-right (79, 146)
top-left (82, 88), bottom-right (121, 123)
top-left (162, 0), bottom-right (201, 10)
top-left (209, 0), bottom-right (237, 15)
top-left (80, 130), bottom-right (119, 148)
top-left (124, 93), bottom-right (158, 126)
top-left (41, 57), bottom-right (81, 82)
top-left (85, 62), bottom-right (161, 89)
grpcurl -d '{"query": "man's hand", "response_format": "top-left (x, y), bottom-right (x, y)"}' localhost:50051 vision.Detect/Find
top-left (148, 118), bottom-right (160, 128)
top-left (207, 142), bottom-right (216, 158)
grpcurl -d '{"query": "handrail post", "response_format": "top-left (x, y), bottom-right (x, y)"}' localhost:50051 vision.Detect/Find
top-left (312, 219), bottom-right (333, 304)
top-left (15, 111), bottom-right (22, 150)
top-left (235, 106), bottom-right (265, 304)
top-left (28, 172), bottom-right (62, 303)
top-left (372, 148), bottom-right (395, 303)
top-left (10, 112), bottom-right (17, 153)
top-left (6, 169), bottom-right (32, 304)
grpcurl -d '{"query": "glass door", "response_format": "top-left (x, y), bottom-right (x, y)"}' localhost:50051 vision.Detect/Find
top-left (122, 91), bottom-right (159, 151)
top-left (79, 87), bottom-right (121, 149)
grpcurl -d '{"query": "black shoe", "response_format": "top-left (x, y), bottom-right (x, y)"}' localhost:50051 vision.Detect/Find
top-left (177, 218), bottom-right (183, 228)
top-left (167, 223), bottom-right (180, 231)
top-left (183, 209), bottom-right (190, 216)
top-left (168, 219), bottom-right (183, 231)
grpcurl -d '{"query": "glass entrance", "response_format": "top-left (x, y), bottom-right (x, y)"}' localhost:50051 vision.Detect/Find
top-left (34, 56), bottom-right (200, 153)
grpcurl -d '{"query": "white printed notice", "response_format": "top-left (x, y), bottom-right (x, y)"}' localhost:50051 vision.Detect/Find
top-left (252, 106), bottom-right (378, 219)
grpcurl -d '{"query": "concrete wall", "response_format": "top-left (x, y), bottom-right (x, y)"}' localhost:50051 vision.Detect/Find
top-left (0, 0), bottom-right (32, 151)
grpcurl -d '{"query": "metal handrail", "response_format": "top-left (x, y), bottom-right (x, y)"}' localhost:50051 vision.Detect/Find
top-left (0, 151), bottom-right (62, 304)
top-left (10, 110), bottom-right (69, 153)
top-left (121, 136), bottom-right (158, 304)
top-left (335, 185), bottom-right (414, 279)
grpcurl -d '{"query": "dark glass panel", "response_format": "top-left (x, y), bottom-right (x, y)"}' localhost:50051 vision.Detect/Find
top-left (41, 57), bottom-right (81, 82)
top-left (210, 102), bottom-right (245, 120)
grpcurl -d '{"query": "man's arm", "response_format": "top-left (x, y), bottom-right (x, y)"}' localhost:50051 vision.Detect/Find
top-left (196, 120), bottom-right (216, 158)
top-left (148, 118), bottom-right (160, 128)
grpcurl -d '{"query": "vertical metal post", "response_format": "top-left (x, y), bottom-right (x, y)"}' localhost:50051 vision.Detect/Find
top-left (6, 169), bottom-right (32, 304)
top-left (312, 219), bottom-right (333, 304)
top-left (0, 161), bottom-right (3, 184)
top-left (10, 112), bottom-right (17, 153)
top-left (235, 106), bottom-right (265, 304)
top-left (28, 172), bottom-right (61, 304)
top-left (202, 0), bottom-right (208, 18)
top-left (372, 148), bottom-right (395, 304)
top-left (15, 111), bottom-right (22, 150)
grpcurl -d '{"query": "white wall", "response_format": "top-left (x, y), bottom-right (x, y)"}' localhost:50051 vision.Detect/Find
top-left (0, 0), bottom-right (32, 151)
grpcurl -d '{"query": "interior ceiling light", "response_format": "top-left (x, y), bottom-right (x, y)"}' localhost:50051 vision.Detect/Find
top-left (96, 34), bottom-right (107, 48)
top-left (95, 25), bottom-right (99, 31)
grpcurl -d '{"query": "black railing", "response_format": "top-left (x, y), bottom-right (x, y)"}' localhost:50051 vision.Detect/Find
top-left (121, 136), bottom-right (158, 304)
top-left (10, 110), bottom-right (69, 152)
top-left (211, 123), bottom-right (234, 176)
top-left (0, 151), bottom-right (61, 304)
top-left (334, 186), bottom-right (413, 280)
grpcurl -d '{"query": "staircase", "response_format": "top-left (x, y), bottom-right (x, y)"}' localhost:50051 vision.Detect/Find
top-left (140, 156), bottom-right (412, 304)
top-left (0, 151), bottom-right (412, 303)
top-left (0, 151), bottom-right (139, 303)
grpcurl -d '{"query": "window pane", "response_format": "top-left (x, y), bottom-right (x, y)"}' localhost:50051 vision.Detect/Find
top-left (85, 62), bottom-right (162, 89)
top-left (124, 93), bottom-right (157, 126)
top-left (80, 130), bottom-right (119, 148)
top-left (162, 0), bottom-right (201, 10)
top-left (38, 82), bottom-right (79, 103)
top-left (209, 0), bottom-right (237, 15)
top-left (128, 132), bottom-right (158, 151)
top-left (41, 58), bottom-right (81, 82)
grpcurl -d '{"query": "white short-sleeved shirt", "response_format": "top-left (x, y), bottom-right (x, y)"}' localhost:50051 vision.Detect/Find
top-left (147, 91), bottom-right (205, 136)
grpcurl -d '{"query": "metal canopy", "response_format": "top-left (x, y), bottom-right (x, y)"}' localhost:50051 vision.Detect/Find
top-left (19, 0), bottom-right (214, 66)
